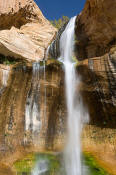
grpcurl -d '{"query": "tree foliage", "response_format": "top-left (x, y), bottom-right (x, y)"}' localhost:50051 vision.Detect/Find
top-left (50, 16), bottom-right (69, 29)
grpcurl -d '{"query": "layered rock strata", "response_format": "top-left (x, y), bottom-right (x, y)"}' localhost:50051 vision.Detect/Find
top-left (0, 0), bottom-right (57, 62)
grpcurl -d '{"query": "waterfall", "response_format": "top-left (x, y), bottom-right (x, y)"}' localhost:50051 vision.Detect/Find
top-left (43, 60), bottom-right (47, 125)
top-left (59, 17), bottom-right (89, 175)
top-left (25, 63), bottom-right (41, 133)
top-left (2, 67), bottom-right (10, 87)
top-left (0, 67), bottom-right (10, 95)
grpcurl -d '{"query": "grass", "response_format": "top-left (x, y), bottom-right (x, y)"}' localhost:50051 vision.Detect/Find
top-left (14, 152), bottom-right (61, 175)
top-left (14, 153), bottom-right (36, 174)
top-left (84, 153), bottom-right (110, 175)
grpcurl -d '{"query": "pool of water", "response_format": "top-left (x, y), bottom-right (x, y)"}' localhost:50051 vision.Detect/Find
top-left (14, 152), bottom-right (109, 175)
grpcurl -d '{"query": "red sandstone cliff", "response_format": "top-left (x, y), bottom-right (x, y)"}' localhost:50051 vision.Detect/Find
top-left (75, 0), bottom-right (116, 126)
top-left (75, 2), bottom-right (116, 173)
top-left (75, 0), bottom-right (116, 59)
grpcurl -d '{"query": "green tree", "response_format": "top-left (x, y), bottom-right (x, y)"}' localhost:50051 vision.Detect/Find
top-left (50, 16), bottom-right (69, 29)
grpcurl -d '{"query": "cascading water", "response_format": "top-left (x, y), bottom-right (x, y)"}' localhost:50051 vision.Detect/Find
top-left (43, 60), bottom-right (47, 125)
top-left (25, 63), bottom-right (41, 133)
top-left (2, 68), bottom-right (10, 87)
top-left (59, 16), bottom-right (89, 175)
top-left (0, 67), bottom-right (10, 94)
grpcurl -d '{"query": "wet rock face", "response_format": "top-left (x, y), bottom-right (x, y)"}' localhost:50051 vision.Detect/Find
top-left (75, 0), bottom-right (116, 60)
top-left (1, 56), bottom-right (116, 155)
top-left (77, 52), bottom-right (116, 128)
top-left (48, 21), bottom-right (69, 59)
top-left (0, 0), bottom-right (57, 62)
top-left (74, 0), bottom-right (116, 128)
top-left (0, 61), bottom-right (66, 155)
top-left (0, 64), bottom-right (32, 153)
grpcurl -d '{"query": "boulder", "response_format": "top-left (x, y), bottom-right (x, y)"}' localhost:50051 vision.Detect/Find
top-left (0, 0), bottom-right (57, 62)
top-left (0, 0), bottom-right (46, 30)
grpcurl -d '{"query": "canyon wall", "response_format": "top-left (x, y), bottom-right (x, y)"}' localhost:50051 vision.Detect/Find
top-left (75, 0), bottom-right (116, 60)
top-left (74, 0), bottom-right (116, 142)
top-left (75, 0), bottom-right (116, 174)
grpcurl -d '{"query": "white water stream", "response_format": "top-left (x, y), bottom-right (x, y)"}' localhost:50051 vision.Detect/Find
top-left (1, 67), bottom-right (10, 87)
top-left (59, 16), bottom-right (89, 175)
top-left (25, 63), bottom-right (41, 133)
top-left (44, 60), bottom-right (47, 125)
top-left (0, 67), bottom-right (10, 94)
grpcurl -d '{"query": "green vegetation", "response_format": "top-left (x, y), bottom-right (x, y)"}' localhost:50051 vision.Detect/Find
top-left (40, 58), bottom-right (63, 66)
top-left (14, 152), bottom-right (110, 175)
top-left (3, 59), bottom-right (16, 65)
top-left (0, 54), bottom-right (16, 65)
top-left (36, 153), bottom-right (60, 173)
top-left (50, 16), bottom-right (69, 29)
top-left (84, 153), bottom-right (110, 175)
top-left (14, 153), bottom-right (36, 174)
top-left (14, 152), bottom-right (61, 175)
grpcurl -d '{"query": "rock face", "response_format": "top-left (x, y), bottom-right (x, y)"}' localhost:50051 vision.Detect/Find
top-left (0, 61), bottom-right (66, 157)
top-left (75, 0), bottom-right (116, 60)
top-left (0, 0), bottom-right (46, 30)
top-left (48, 21), bottom-right (69, 59)
top-left (77, 54), bottom-right (116, 128)
top-left (74, 0), bottom-right (116, 127)
top-left (76, 52), bottom-right (116, 174)
top-left (0, 0), bottom-right (57, 62)
top-left (74, 1), bottom-right (116, 173)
